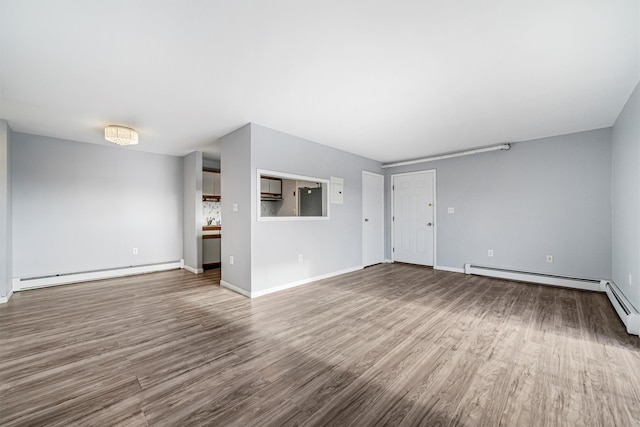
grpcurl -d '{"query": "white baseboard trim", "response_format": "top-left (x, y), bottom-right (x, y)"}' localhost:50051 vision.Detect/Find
top-left (14, 260), bottom-right (184, 291)
top-left (384, 259), bottom-right (393, 263)
top-left (220, 280), bottom-right (251, 298)
top-left (221, 266), bottom-right (364, 299)
top-left (0, 289), bottom-right (13, 304)
top-left (463, 263), bottom-right (602, 292)
top-left (252, 266), bottom-right (364, 298)
top-left (434, 265), bottom-right (465, 274)
top-left (183, 264), bottom-right (204, 274)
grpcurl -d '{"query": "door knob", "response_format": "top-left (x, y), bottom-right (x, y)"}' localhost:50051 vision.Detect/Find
top-left (427, 222), bottom-right (432, 226)
top-left (364, 218), bottom-right (369, 222)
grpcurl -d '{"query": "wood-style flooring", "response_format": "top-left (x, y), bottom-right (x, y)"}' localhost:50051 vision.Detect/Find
top-left (1, 263), bottom-right (639, 426)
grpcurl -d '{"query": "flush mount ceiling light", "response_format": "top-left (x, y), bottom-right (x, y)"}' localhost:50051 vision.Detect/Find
top-left (104, 125), bottom-right (139, 146)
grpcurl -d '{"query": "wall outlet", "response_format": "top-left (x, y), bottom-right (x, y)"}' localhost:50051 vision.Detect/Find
top-left (298, 254), bottom-right (303, 262)
top-left (546, 255), bottom-right (554, 263)
top-left (132, 248), bottom-right (138, 255)
top-left (448, 207), bottom-right (455, 213)
top-left (229, 255), bottom-right (234, 265)
top-left (488, 249), bottom-right (494, 257)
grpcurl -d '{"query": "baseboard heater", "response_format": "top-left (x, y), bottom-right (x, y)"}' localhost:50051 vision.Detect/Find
top-left (13, 260), bottom-right (184, 292)
top-left (463, 264), bottom-right (603, 292)
top-left (604, 281), bottom-right (640, 336)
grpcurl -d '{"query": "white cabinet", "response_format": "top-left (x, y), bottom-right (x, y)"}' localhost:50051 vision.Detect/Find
top-left (203, 171), bottom-right (214, 195)
top-left (270, 179), bottom-right (281, 195)
top-left (213, 173), bottom-right (221, 196)
top-left (203, 170), bottom-right (221, 199)
top-left (260, 177), bottom-right (282, 198)
top-left (260, 178), bottom-right (270, 194)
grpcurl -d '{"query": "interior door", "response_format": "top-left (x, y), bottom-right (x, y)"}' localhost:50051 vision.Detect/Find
top-left (392, 171), bottom-right (435, 266)
top-left (362, 171), bottom-right (384, 267)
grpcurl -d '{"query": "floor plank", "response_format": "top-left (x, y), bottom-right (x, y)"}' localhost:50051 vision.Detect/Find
top-left (1, 263), bottom-right (639, 426)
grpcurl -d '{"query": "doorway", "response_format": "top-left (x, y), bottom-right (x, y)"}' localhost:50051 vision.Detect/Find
top-left (362, 171), bottom-right (384, 267)
top-left (391, 170), bottom-right (436, 266)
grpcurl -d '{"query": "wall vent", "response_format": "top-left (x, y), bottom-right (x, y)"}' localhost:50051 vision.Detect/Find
top-left (13, 261), bottom-right (183, 292)
top-left (605, 281), bottom-right (640, 336)
top-left (463, 264), bottom-right (602, 292)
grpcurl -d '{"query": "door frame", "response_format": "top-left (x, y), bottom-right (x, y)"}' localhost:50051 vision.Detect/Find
top-left (391, 169), bottom-right (437, 266)
top-left (362, 171), bottom-right (385, 267)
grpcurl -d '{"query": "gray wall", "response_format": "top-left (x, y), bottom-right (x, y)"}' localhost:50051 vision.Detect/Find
top-left (220, 124), bottom-right (253, 292)
top-left (612, 81), bottom-right (640, 310)
top-left (250, 124), bottom-right (382, 293)
top-left (182, 151), bottom-right (203, 271)
top-left (12, 133), bottom-right (184, 278)
top-left (0, 120), bottom-right (12, 298)
top-left (384, 128), bottom-right (612, 280)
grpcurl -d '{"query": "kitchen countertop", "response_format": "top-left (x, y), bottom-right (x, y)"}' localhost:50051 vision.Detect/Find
top-left (203, 225), bottom-right (221, 239)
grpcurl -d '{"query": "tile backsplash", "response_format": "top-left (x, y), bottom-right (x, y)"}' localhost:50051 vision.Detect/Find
top-left (261, 201), bottom-right (279, 217)
top-left (203, 201), bottom-right (221, 225)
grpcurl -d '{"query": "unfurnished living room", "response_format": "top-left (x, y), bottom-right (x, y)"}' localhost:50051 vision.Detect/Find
top-left (1, 1), bottom-right (639, 426)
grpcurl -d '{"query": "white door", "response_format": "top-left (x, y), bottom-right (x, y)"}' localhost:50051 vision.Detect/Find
top-left (392, 171), bottom-right (435, 266)
top-left (362, 171), bottom-right (384, 267)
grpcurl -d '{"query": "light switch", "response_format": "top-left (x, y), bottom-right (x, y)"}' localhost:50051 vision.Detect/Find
top-left (232, 203), bottom-right (238, 212)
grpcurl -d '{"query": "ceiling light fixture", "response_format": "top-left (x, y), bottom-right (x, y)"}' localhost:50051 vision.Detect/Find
top-left (381, 144), bottom-right (510, 168)
top-left (104, 125), bottom-right (139, 146)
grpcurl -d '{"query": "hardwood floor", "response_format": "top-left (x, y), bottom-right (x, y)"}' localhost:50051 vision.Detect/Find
top-left (1, 263), bottom-right (639, 426)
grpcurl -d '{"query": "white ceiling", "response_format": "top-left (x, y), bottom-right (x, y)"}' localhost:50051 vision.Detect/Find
top-left (1, 1), bottom-right (638, 163)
